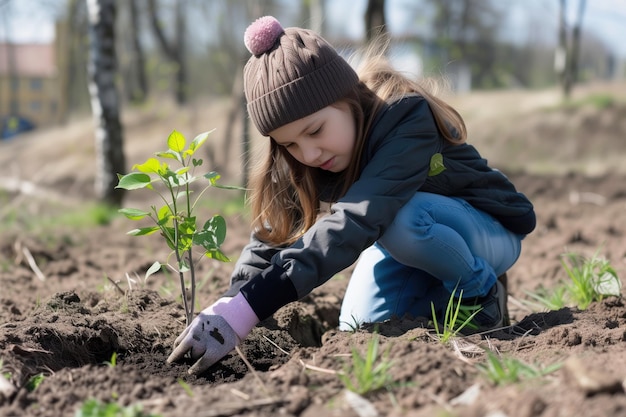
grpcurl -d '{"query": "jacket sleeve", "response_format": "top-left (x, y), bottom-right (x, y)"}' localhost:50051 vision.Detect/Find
top-left (237, 97), bottom-right (443, 320)
top-left (223, 232), bottom-right (283, 297)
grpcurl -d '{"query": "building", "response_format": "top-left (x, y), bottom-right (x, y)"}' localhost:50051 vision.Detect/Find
top-left (0, 26), bottom-right (68, 138)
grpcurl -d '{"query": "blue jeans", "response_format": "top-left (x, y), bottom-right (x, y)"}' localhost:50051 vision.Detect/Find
top-left (338, 192), bottom-right (523, 331)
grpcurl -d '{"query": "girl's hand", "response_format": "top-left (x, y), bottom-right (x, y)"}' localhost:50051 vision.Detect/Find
top-left (167, 293), bottom-right (259, 374)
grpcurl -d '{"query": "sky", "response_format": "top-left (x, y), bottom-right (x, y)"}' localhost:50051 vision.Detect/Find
top-left (1, 0), bottom-right (626, 57)
top-left (325, 0), bottom-right (626, 58)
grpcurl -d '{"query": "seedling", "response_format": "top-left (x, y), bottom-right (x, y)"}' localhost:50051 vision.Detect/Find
top-left (104, 352), bottom-right (117, 368)
top-left (524, 250), bottom-right (621, 312)
top-left (177, 379), bottom-right (194, 397)
top-left (74, 398), bottom-right (161, 417)
top-left (339, 314), bottom-right (363, 333)
top-left (0, 359), bottom-right (8, 377)
top-left (116, 129), bottom-right (241, 325)
top-left (25, 373), bottom-right (45, 392)
top-left (477, 351), bottom-right (562, 386)
top-left (338, 334), bottom-right (394, 395)
top-left (561, 250), bottom-right (620, 310)
top-left (523, 285), bottom-right (568, 311)
top-left (430, 285), bottom-right (480, 344)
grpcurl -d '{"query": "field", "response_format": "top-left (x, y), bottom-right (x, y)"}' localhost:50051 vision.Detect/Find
top-left (1, 82), bottom-right (626, 417)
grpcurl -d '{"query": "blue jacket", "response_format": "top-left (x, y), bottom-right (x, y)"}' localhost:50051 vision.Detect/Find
top-left (225, 95), bottom-right (535, 320)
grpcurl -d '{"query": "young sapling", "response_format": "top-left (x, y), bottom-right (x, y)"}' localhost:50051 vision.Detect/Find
top-left (116, 129), bottom-right (240, 325)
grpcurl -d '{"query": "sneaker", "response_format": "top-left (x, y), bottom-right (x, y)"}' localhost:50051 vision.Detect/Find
top-left (459, 277), bottom-right (509, 334)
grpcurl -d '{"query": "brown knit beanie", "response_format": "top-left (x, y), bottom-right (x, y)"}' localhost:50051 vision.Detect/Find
top-left (243, 16), bottom-right (360, 136)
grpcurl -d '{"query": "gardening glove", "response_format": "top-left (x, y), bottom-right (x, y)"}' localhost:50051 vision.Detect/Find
top-left (167, 292), bottom-right (259, 375)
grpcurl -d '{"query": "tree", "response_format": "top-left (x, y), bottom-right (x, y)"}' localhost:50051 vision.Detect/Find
top-left (557, 0), bottom-right (587, 99)
top-left (427, 0), bottom-right (504, 89)
top-left (86, 0), bottom-right (126, 206)
top-left (127, 0), bottom-right (149, 103)
top-left (364, 0), bottom-right (386, 43)
top-left (147, 0), bottom-right (188, 105)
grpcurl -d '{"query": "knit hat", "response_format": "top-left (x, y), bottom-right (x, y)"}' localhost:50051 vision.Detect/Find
top-left (243, 16), bottom-right (360, 136)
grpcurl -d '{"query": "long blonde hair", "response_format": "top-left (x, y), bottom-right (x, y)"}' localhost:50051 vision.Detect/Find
top-left (248, 38), bottom-right (467, 246)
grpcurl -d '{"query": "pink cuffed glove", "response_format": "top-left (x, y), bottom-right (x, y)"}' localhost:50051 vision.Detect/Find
top-left (166, 292), bottom-right (259, 374)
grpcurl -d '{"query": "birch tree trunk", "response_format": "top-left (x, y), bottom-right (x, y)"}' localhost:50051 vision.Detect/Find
top-left (86, 0), bottom-right (126, 206)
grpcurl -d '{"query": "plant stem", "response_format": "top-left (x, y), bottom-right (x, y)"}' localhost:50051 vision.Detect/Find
top-left (187, 248), bottom-right (196, 322)
top-left (173, 217), bottom-right (191, 326)
top-left (184, 168), bottom-right (196, 322)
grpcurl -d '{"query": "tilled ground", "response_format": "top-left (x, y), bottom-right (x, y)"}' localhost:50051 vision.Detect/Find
top-left (2, 171), bottom-right (626, 417)
top-left (2, 84), bottom-right (626, 416)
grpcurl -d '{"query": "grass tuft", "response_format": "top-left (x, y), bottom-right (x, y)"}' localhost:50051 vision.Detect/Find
top-left (338, 334), bottom-right (394, 395)
top-left (430, 284), bottom-right (480, 344)
top-left (74, 398), bottom-right (161, 417)
top-left (477, 351), bottom-right (562, 386)
top-left (524, 249), bottom-right (621, 311)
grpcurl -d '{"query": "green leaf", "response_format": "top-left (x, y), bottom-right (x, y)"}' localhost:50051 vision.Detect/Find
top-left (193, 230), bottom-right (216, 250)
top-left (179, 216), bottom-right (197, 236)
top-left (178, 259), bottom-right (190, 273)
top-left (190, 129), bottom-right (214, 152)
top-left (428, 153), bottom-right (446, 177)
top-left (163, 170), bottom-right (181, 186)
top-left (204, 215), bottom-right (227, 246)
top-left (25, 373), bottom-right (45, 392)
top-left (168, 129), bottom-right (186, 152)
top-left (145, 261), bottom-right (162, 280)
top-left (192, 158), bottom-right (203, 167)
top-left (133, 157), bottom-right (165, 175)
top-left (205, 249), bottom-right (230, 262)
top-left (116, 172), bottom-right (152, 190)
top-left (204, 171), bottom-right (221, 185)
top-left (212, 183), bottom-right (245, 191)
top-left (155, 149), bottom-right (179, 160)
top-left (127, 226), bottom-right (160, 236)
top-left (161, 227), bottom-right (178, 250)
top-left (204, 172), bottom-right (244, 190)
top-left (157, 205), bottom-right (172, 225)
top-left (194, 216), bottom-right (228, 260)
top-left (118, 208), bottom-right (150, 220)
top-left (184, 129), bottom-right (215, 158)
top-left (176, 167), bottom-right (190, 176)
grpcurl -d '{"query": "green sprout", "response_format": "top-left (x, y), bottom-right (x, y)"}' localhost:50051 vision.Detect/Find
top-left (477, 351), bottom-right (562, 386)
top-left (430, 285), bottom-right (480, 344)
top-left (338, 334), bottom-right (394, 395)
top-left (177, 378), bottom-right (194, 397)
top-left (25, 373), bottom-right (45, 392)
top-left (339, 314), bottom-right (363, 333)
top-left (561, 250), bottom-right (621, 310)
top-left (524, 250), bottom-right (621, 312)
top-left (116, 129), bottom-right (241, 326)
top-left (0, 359), bottom-right (10, 380)
top-left (104, 352), bottom-right (117, 368)
top-left (523, 285), bottom-right (568, 311)
top-left (74, 398), bottom-right (161, 417)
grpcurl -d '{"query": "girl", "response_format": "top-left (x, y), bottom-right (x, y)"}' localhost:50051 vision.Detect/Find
top-left (167, 16), bottom-right (535, 375)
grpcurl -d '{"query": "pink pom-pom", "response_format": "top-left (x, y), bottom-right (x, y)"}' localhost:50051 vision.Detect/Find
top-left (244, 16), bottom-right (284, 55)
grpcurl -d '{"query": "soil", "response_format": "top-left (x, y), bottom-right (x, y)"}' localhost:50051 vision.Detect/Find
top-left (2, 83), bottom-right (626, 417)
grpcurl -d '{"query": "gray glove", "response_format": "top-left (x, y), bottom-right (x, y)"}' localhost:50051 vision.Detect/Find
top-left (167, 293), bottom-right (259, 374)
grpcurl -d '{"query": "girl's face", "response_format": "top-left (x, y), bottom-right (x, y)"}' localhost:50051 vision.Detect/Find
top-left (269, 101), bottom-right (355, 173)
